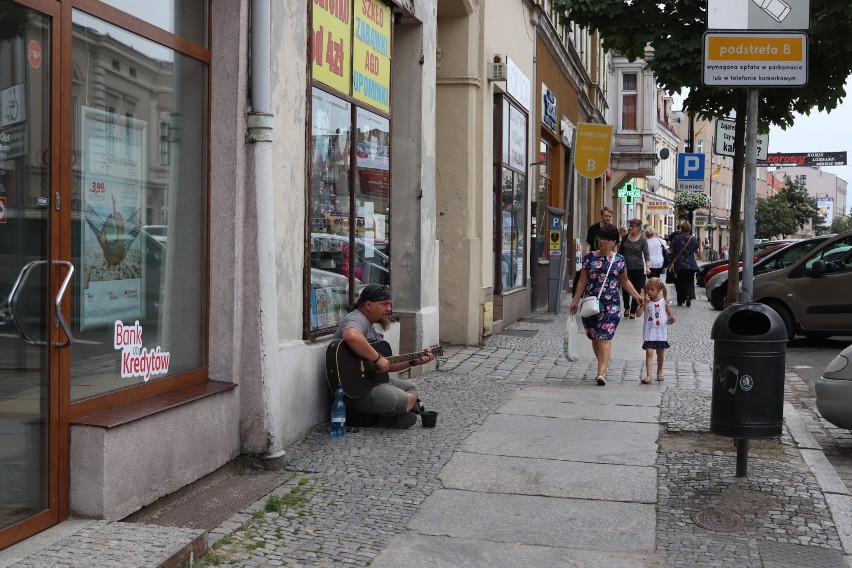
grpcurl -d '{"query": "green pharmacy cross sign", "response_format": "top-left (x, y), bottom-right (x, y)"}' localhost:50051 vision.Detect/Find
top-left (617, 182), bottom-right (640, 205)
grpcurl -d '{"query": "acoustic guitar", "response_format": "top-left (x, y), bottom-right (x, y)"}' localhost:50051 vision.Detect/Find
top-left (325, 339), bottom-right (443, 398)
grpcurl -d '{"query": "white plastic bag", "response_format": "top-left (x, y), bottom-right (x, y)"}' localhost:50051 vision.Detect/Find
top-left (563, 313), bottom-right (580, 362)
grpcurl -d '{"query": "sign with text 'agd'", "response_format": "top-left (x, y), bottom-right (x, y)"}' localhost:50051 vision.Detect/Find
top-left (352, 1), bottom-right (391, 113)
top-left (574, 123), bottom-right (613, 178)
top-left (703, 32), bottom-right (808, 87)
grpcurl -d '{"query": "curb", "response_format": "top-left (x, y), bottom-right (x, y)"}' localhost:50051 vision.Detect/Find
top-left (784, 401), bottom-right (852, 561)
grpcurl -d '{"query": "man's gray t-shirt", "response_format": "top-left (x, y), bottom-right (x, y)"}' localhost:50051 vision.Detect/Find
top-left (333, 309), bottom-right (383, 342)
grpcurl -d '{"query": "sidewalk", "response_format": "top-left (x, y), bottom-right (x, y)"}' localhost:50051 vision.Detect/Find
top-left (2, 297), bottom-right (851, 567)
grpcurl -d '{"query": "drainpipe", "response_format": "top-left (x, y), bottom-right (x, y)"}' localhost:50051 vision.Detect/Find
top-left (245, 0), bottom-right (283, 457)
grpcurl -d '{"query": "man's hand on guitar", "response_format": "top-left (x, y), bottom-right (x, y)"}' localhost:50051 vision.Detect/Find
top-left (411, 350), bottom-right (434, 367)
top-left (374, 356), bottom-right (390, 373)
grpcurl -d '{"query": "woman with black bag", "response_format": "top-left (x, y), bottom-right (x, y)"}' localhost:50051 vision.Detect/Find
top-left (669, 222), bottom-right (701, 306)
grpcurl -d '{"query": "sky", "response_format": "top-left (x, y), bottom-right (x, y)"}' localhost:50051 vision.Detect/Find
top-left (673, 78), bottom-right (852, 194)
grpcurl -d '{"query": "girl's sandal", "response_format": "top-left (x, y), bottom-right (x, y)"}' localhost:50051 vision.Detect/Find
top-left (596, 376), bottom-right (607, 386)
top-left (656, 373), bottom-right (665, 382)
top-left (640, 376), bottom-right (652, 385)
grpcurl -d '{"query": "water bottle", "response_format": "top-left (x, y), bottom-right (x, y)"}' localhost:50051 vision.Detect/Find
top-left (329, 386), bottom-right (346, 437)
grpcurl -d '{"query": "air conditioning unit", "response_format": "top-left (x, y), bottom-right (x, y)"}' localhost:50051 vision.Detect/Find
top-left (488, 62), bottom-right (507, 81)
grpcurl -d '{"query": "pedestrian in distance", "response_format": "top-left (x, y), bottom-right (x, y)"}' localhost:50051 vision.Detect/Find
top-left (619, 219), bottom-right (650, 318)
top-left (585, 206), bottom-right (613, 253)
top-left (570, 223), bottom-right (645, 386)
top-left (645, 227), bottom-right (668, 279)
top-left (635, 277), bottom-right (675, 384)
top-left (669, 221), bottom-right (701, 307)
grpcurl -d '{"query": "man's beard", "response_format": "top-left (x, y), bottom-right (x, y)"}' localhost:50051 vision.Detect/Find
top-left (379, 315), bottom-right (390, 330)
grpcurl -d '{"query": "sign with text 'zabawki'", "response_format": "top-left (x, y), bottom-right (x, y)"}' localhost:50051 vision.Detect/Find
top-left (352, 0), bottom-right (391, 113)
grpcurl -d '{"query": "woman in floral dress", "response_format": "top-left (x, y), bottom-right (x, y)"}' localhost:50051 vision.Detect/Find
top-left (570, 224), bottom-right (645, 385)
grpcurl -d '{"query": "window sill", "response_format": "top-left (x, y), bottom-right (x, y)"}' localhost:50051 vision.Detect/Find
top-left (71, 380), bottom-right (236, 429)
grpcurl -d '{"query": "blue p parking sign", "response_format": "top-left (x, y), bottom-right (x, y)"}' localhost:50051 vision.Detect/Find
top-left (677, 153), bottom-right (706, 192)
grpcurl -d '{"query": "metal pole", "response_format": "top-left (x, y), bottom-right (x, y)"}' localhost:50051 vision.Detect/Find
top-left (741, 88), bottom-right (759, 303)
top-left (736, 438), bottom-right (749, 477)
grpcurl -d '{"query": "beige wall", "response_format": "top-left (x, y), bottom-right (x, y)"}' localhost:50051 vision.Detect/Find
top-left (436, 0), bottom-right (535, 344)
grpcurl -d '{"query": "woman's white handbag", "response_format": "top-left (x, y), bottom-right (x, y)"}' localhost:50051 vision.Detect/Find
top-left (578, 254), bottom-right (614, 318)
top-left (578, 297), bottom-right (600, 318)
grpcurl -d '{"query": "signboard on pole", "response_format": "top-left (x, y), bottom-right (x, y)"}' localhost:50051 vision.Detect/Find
top-left (677, 152), bottom-right (706, 192)
top-left (573, 123), bottom-right (613, 178)
top-left (714, 118), bottom-right (768, 159)
top-left (702, 32), bottom-right (808, 87)
top-left (707, 0), bottom-right (810, 31)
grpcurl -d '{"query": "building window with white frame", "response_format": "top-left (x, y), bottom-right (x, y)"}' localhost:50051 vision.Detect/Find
top-left (621, 73), bottom-right (638, 131)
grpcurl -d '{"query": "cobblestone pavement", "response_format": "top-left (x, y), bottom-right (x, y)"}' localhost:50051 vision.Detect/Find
top-left (199, 290), bottom-right (850, 567)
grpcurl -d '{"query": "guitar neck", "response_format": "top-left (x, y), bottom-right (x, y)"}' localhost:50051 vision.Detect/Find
top-left (367, 350), bottom-right (428, 369)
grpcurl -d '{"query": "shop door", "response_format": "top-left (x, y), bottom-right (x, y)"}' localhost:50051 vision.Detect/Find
top-left (0, 0), bottom-right (66, 549)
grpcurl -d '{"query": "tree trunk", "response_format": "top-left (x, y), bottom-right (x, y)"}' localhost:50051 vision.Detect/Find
top-left (725, 91), bottom-right (747, 307)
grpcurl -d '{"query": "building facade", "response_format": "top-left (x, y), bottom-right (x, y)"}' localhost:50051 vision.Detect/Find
top-left (773, 166), bottom-right (849, 233)
top-left (0, 0), bottom-right (439, 550)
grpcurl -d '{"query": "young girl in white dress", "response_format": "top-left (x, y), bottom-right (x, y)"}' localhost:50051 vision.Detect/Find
top-left (635, 277), bottom-right (676, 384)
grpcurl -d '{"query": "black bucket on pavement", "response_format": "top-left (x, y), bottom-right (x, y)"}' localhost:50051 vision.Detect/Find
top-left (710, 303), bottom-right (787, 438)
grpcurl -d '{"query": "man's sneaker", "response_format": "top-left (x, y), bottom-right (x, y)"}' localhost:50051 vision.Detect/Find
top-left (379, 412), bottom-right (418, 429)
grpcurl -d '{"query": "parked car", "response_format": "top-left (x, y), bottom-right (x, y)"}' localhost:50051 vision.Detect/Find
top-left (696, 240), bottom-right (791, 286)
top-left (753, 229), bottom-right (852, 340)
top-left (705, 235), bottom-right (832, 310)
top-left (815, 344), bottom-right (852, 430)
top-left (702, 242), bottom-right (792, 287)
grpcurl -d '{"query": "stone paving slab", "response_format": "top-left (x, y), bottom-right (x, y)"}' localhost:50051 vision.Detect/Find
top-left (7, 520), bottom-right (205, 568)
top-left (497, 397), bottom-right (660, 423)
top-left (439, 451), bottom-right (657, 503)
top-left (512, 385), bottom-right (663, 407)
top-left (370, 534), bottom-right (666, 568)
top-left (459, 412), bottom-right (659, 466)
top-left (406, 489), bottom-right (656, 553)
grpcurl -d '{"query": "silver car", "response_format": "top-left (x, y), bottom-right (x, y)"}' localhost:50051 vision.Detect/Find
top-left (815, 344), bottom-right (852, 430)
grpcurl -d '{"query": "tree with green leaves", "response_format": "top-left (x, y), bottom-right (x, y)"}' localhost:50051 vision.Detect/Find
top-left (776, 176), bottom-right (822, 229)
top-left (755, 195), bottom-right (797, 238)
top-left (552, 0), bottom-right (852, 305)
top-left (828, 215), bottom-right (852, 234)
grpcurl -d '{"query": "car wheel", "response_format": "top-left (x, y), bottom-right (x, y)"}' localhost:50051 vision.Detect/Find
top-left (764, 302), bottom-right (795, 342)
top-left (710, 287), bottom-right (725, 311)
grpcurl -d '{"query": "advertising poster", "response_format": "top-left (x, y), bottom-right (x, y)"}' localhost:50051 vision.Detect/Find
top-left (509, 105), bottom-right (527, 172)
top-left (80, 106), bottom-right (146, 330)
top-left (312, 0), bottom-right (353, 95)
top-left (352, 0), bottom-right (391, 112)
top-left (817, 197), bottom-right (834, 226)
